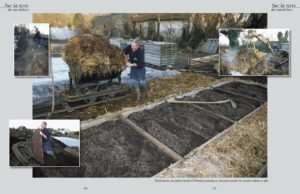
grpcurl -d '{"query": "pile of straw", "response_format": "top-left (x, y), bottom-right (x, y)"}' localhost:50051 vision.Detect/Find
top-left (64, 34), bottom-right (126, 83)
top-left (147, 73), bottom-right (215, 100)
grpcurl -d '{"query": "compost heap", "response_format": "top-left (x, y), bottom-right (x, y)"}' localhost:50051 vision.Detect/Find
top-left (235, 48), bottom-right (266, 74)
top-left (64, 34), bottom-right (126, 83)
top-left (221, 48), bottom-right (274, 75)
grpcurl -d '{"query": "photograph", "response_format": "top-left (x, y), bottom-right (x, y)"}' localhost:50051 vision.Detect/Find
top-left (219, 28), bottom-right (290, 76)
top-left (2, 0), bottom-right (300, 194)
top-left (9, 119), bottom-right (80, 167)
top-left (14, 23), bottom-right (50, 77)
top-left (31, 13), bottom-right (267, 178)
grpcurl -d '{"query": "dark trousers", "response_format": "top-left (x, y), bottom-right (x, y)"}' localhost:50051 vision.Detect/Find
top-left (42, 141), bottom-right (54, 156)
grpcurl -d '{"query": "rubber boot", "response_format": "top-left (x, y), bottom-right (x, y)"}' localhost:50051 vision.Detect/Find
top-left (141, 84), bottom-right (148, 99)
top-left (135, 86), bottom-right (141, 101)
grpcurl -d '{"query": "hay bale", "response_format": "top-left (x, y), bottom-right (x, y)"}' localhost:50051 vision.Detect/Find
top-left (64, 34), bottom-right (126, 84)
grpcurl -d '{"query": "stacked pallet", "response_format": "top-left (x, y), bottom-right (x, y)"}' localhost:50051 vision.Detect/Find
top-left (109, 39), bottom-right (177, 66)
top-left (144, 41), bottom-right (177, 67)
top-left (188, 54), bottom-right (219, 72)
top-left (202, 38), bottom-right (219, 54)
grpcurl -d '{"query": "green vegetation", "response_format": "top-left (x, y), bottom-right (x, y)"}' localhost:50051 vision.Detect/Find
top-left (33, 13), bottom-right (267, 50)
top-left (32, 13), bottom-right (100, 30)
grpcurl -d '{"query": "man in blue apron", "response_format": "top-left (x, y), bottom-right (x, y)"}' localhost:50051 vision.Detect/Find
top-left (39, 121), bottom-right (55, 159)
top-left (123, 39), bottom-right (147, 100)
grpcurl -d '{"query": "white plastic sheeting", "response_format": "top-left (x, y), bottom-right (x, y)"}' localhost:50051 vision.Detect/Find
top-left (33, 57), bottom-right (180, 105)
top-left (50, 27), bottom-right (77, 41)
top-left (52, 136), bottom-right (79, 148)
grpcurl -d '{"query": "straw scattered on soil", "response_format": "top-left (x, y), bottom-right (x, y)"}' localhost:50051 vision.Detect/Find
top-left (51, 73), bottom-right (216, 120)
top-left (147, 73), bottom-right (216, 100)
top-left (157, 103), bottom-right (267, 178)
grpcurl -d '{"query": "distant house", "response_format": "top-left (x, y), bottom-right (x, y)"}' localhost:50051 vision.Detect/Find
top-left (92, 14), bottom-right (187, 40)
top-left (56, 128), bottom-right (71, 134)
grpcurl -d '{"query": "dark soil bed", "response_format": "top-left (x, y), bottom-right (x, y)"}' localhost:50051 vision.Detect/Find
top-left (129, 102), bottom-right (233, 155)
top-left (183, 88), bottom-right (264, 121)
top-left (33, 120), bottom-right (175, 177)
top-left (33, 81), bottom-right (267, 177)
top-left (215, 81), bottom-right (267, 101)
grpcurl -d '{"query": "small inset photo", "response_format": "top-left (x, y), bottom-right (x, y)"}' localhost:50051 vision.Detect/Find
top-left (9, 119), bottom-right (80, 167)
top-left (14, 23), bottom-right (50, 77)
top-left (219, 28), bottom-right (290, 76)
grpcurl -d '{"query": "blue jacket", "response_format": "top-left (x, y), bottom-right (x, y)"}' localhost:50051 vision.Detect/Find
top-left (41, 128), bottom-right (51, 143)
top-left (124, 45), bottom-right (146, 81)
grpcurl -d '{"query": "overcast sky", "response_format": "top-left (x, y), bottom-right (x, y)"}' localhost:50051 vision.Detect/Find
top-left (9, 120), bottom-right (80, 131)
top-left (28, 23), bottom-right (49, 35)
top-left (220, 29), bottom-right (290, 46)
top-left (241, 29), bottom-right (290, 41)
top-left (14, 23), bottom-right (49, 35)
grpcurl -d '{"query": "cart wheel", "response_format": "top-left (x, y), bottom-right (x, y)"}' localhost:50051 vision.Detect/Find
top-left (84, 96), bottom-right (97, 104)
top-left (108, 93), bottom-right (116, 98)
top-left (78, 86), bottom-right (89, 95)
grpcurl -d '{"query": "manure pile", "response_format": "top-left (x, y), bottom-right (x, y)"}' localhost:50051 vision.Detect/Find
top-left (33, 80), bottom-right (267, 177)
top-left (64, 34), bottom-right (126, 83)
top-left (220, 48), bottom-right (288, 75)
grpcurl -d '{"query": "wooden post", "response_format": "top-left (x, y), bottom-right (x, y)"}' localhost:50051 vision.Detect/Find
top-left (256, 164), bottom-right (267, 177)
top-left (156, 14), bottom-right (160, 41)
top-left (50, 62), bottom-right (55, 116)
top-left (68, 71), bottom-right (73, 96)
top-left (118, 114), bottom-right (183, 161)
